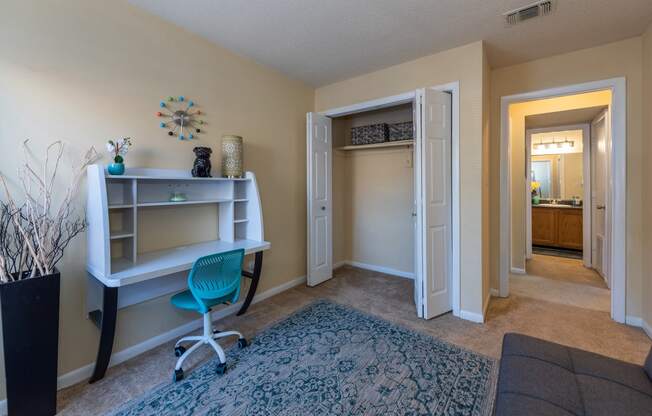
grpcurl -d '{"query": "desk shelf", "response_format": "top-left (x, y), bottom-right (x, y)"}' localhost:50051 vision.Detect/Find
top-left (86, 165), bottom-right (268, 285)
top-left (137, 198), bottom-right (232, 207)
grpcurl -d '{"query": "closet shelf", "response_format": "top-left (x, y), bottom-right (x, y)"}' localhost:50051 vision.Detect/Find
top-left (336, 140), bottom-right (414, 151)
top-left (234, 219), bottom-right (249, 224)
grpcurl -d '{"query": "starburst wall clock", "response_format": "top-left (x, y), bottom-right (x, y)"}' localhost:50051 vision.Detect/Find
top-left (156, 96), bottom-right (205, 140)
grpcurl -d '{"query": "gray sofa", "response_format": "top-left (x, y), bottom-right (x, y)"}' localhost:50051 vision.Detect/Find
top-left (495, 333), bottom-right (652, 415)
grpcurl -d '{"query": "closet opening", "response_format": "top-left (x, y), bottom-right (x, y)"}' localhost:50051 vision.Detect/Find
top-left (331, 102), bottom-right (417, 302)
top-left (308, 85), bottom-right (459, 320)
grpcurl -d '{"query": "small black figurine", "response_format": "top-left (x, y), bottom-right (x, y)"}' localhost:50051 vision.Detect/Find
top-left (191, 146), bottom-right (212, 177)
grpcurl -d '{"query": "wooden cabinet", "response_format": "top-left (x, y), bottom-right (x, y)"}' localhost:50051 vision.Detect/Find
top-left (532, 207), bottom-right (583, 250)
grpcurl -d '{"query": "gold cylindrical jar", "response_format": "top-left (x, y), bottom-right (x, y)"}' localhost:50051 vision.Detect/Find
top-left (221, 135), bottom-right (243, 178)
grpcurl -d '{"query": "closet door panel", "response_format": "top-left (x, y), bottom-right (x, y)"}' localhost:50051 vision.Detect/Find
top-left (307, 113), bottom-right (333, 286)
top-left (420, 89), bottom-right (452, 319)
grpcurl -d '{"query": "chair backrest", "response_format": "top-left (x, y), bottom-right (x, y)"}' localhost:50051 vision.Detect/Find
top-left (188, 249), bottom-right (244, 308)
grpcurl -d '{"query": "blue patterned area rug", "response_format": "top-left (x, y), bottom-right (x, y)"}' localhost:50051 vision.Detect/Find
top-left (114, 300), bottom-right (498, 416)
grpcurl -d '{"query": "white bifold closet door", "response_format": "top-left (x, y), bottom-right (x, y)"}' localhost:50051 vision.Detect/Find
top-left (306, 113), bottom-right (333, 286)
top-left (416, 89), bottom-right (452, 319)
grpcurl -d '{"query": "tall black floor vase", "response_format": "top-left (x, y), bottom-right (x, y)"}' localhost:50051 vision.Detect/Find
top-left (0, 271), bottom-right (60, 416)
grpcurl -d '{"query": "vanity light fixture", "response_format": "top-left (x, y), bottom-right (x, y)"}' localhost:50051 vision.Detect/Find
top-left (533, 137), bottom-right (574, 151)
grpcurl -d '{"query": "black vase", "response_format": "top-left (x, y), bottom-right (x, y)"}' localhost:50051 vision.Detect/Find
top-left (0, 271), bottom-right (60, 416)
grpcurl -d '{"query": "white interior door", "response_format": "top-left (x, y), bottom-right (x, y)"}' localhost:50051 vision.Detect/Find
top-left (591, 111), bottom-right (609, 285)
top-left (307, 113), bottom-right (333, 286)
top-left (417, 89), bottom-right (452, 319)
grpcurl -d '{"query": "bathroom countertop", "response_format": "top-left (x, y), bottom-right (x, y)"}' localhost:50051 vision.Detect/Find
top-left (533, 203), bottom-right (583, 209)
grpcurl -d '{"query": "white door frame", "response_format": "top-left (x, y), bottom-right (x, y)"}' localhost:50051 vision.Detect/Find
top-left (525, 123), bottom-right (591, 267)
top-left (500, 77), bottom-right (626, 323)
top-left (319, 81), bottom-right (461, 319)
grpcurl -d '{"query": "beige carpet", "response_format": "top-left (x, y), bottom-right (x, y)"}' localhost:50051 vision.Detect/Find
top-left (57, 265), bottom-right (651, 415)
top-left (511, 254), bottom-right (611, 312)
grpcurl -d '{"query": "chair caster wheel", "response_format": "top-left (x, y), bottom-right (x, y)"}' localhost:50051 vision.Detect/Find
top-left (213, 329), bottom-right (220, 334)
top-left (238, 338), bottom-right (248, 349)
top-left (216, 362), bottom-right (227, 375)
top-left (174, 346), bottom-right (186, 357)
top-left (173, 368), bottom-right (184, 382)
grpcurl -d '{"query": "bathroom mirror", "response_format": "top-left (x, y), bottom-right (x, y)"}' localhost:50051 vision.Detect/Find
top-left (530, 130), bottom-right (584, 201)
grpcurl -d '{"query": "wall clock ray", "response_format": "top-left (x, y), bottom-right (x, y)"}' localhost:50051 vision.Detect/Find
top-left (156, 96), bottom-right (205, 140)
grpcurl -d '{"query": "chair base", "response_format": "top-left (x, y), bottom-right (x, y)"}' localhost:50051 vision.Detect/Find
top-left (172, 312), bottom-right (246, 381)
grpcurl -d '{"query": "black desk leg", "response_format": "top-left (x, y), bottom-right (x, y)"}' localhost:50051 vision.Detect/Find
top-left (89, 286), bottom-right (118, 383)
top-left (237, 251), bottom-right (263, 316)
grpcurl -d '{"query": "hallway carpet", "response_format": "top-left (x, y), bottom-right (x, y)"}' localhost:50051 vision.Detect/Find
top-left (511, 254), bottom-right (610, 312)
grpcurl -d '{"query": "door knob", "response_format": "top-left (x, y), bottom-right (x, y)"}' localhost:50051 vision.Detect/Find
top-left (321, 206), bottom-right (326, 211)
top-left (596, 205), bottom-right (605, 210)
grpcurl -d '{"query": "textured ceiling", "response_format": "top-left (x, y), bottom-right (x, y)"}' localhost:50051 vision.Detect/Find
top-left (128, 0), bottom-right (652, 86)
top-left (525, 106), bottom-right (607, 129)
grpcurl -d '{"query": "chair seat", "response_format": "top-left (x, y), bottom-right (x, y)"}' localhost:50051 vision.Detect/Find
top-left (170, 289), bottom-right (233, 312)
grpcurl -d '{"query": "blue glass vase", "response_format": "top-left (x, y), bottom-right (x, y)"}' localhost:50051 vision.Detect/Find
top-left (107, 162), bottom-right (125, 176)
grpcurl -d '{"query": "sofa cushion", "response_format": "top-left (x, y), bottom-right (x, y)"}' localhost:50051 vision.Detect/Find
top-left (571, 347), bottom-right (652, 397)
top-left (497, 355), bottom-right (584, 415)
top-left (500, 332), bottom-right (573, 371)
top-left (645, 347), bottom-right (652, 381)
top-left (578, 374), bottom-right (652, 416)
top-left (496, 333), bottom-right (652, 416)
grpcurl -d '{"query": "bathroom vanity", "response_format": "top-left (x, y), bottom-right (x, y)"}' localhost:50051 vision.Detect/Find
top-left (532, 205), bottom-right (583, 250)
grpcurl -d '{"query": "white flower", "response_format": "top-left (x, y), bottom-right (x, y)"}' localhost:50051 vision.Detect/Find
top-left (106, 141), bottom-right (115, 154)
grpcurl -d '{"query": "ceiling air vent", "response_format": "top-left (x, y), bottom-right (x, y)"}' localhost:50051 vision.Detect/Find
top-left (504, 1), bottom-right (554, 26)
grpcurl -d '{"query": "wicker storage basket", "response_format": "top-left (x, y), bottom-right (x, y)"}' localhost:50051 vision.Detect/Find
top-left (351, 123), bottom-right (388, 145)
top-left (388, 121), bottom-right (413, 141)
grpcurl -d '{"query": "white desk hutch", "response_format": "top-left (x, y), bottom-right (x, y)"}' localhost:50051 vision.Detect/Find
top-left (85, 165), bottom-right (270, 382)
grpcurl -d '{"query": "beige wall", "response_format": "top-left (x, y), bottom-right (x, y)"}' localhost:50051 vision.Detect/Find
top-left (0, 0), bottom-right (313, 398)
top-left (643, 24), bottom-right (652, 329)
top-left (332, 106), bottom-right (415, 274)
top-left (334, 149), bottom-right (415, 273)
top-left (316, 41), bottom-right (489, 316)
top-left (482, 45), bottom-right (492, 309)
top-left (491, 38), bottom-right (644, 318)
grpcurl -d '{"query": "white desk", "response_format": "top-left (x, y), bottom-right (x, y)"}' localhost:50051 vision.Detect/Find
top-left (89, 239), bottom-right (270, 287)
top-left (85, 166), bottom-right (270, 383)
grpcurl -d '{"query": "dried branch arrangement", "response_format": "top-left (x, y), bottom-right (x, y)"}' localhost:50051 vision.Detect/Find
top-left (0, 140), bottom-right (99, 282)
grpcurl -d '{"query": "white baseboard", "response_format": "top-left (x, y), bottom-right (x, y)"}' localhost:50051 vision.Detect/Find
top-left (333, 260), bottom-right (347, 269)
top-left (334, 260), bottom-right (414, 280)
top-left (643, 320), bottom-right (652, 339)
top-left (0, 274), bottom-right (307, 415)
top-left (625, 315), bottom-right (652, 340)
top-left (626, 315), bottom-right (643, 326)
top-left (510, 267), bottom-right (526, 275)
top-left (459, 309), bottom-right (484, 323)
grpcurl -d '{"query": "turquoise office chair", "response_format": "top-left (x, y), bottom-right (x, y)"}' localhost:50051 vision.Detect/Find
top-left (170, 249), bottom-right (248, 382)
